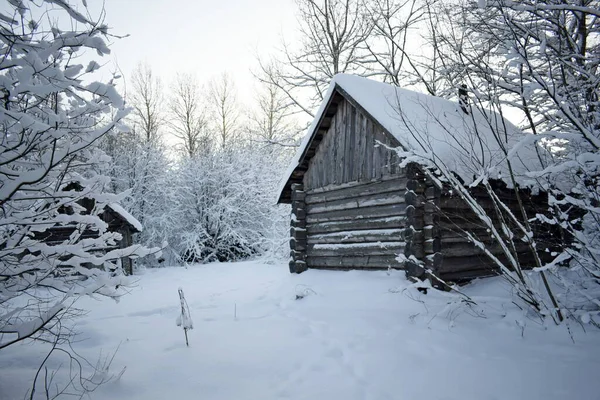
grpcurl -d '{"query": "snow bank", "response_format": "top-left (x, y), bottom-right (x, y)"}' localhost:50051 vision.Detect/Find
top-left (1, 261), bottom-right (598, 400)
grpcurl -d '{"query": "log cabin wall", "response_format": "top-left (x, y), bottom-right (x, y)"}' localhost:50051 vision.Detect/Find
top-left (297, 98), bottom-right (409, 270)
top-left (429, 184), bottom-right (554, 283)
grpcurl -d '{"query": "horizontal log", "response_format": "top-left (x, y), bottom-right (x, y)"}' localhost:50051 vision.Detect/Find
top-left (424, 238), bottom-right (441, 254)
top-left (440, 241), bottom-right (531, 258)
top-left (291, 202), bottom-right (305, 214)
top-left (425, 186), bottom-right (441, 199)
top-left (305, 176), bottom-right (408, 204)
top-left (291, 220), bottom-right (307, 230)
top-left (307, 215), bottom-right (405, 235)
top-left (306, 203), bottom-right (409, 224)
top-left (290, 227), bottom-right (307, 240)
top-left (307, 229), bottom-right (404, 245)
top-left (307, 242), bottom-right (405, 257)
top-left (425, 252), bottom-right (444, 271)
top-left (289, 238), bottom-right (307, 251)
top-left (438, 266), bottom-right (499, 282)
top-left (306, 191), bottom-right (404, 215)
top-left (424, 202), bottom-right (439, 213)
top-left (406, 179), bottom-right (421, 192)
top-left (440, 195), bottom-right (540, 214)
top-left (438, 249), bottom-right (541, 273)
top-left (293, 209), bottom-right (307, 220)
top-left (404, 241), bottom-right (424, 258)
top-left (423, 225), bottom-right (440, 240)
top-left (423, 213), bottom-right (440, 226)
top-left (289, 260), bottom-right (308, 274)
top-left (437, 254), bottom-right (499, 273)
top-left (307, 255), bottom-right (403, 269)
top-left (405, 205), bottom-right (425, 221)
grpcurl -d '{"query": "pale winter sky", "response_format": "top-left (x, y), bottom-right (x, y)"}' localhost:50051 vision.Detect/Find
top-left (89, 0), bottom-right (299, 104)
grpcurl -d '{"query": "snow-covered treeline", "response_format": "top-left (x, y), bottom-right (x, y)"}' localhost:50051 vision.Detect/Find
top-left (99, 66), bottom-right (295, 267)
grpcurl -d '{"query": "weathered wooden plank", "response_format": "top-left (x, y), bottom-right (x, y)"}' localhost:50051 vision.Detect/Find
top-left (440, 196), bottom-right (529, 211)
top-left (306, 203), bottom-right (409, 224)
top-left (305, 176), bottom-right (408, 204)
top-left (328, 117), bottom-right (336, 186)
top-left (365, 118), bottom-right (374, 181)
top-left (438, 266), bottom-right (499, 282)
top-left (306, 215), bottom-right (405, 234)
top-left (307, 242), bottom-right (405, 257)
top-left (436, 254), bottom-right (497, 272)
top-left (306, 191), bottom-right (404, 214)
top-left (336, 99), bottom-right (346, 185)
top-left (307, 229), bottom-right (404, 244)
top-left (439, 228), bottom-right (494, 240)
top-left (358, 112), bottom-right (366, 181)
top-left (307, 255), bottom-right (403, 269)
top-left (441, 241), bottom-right (530, 258)
top-left (347, 105), bottom-right (357, 182)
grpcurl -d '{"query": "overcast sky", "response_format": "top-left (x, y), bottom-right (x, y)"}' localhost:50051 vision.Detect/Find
top-left (89, 0), bottom-right (299, 103)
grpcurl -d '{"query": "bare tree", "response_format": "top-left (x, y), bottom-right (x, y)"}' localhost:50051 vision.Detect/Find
top-left (247, 82), bottom-right (301, 148)
top-left (259, 0), bottom-right (372, 118)
top-left (362, 0), bottom-right (427, 86)
top-left (169, 73), bottom-right (210, 158)
top-left (208, 73), bottom-right (240, 150)
top-left (129, 63), bottom-right (164, 142)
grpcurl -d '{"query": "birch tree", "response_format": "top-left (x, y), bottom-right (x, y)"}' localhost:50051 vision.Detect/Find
top-left (169, 73), bottom-right (210, 157)
top-left (247, 82), bottom-right (301, 149)
top-left (208, 73), bottom-right (239, 150)
top-left (130, 62), bottom-right (164, 143)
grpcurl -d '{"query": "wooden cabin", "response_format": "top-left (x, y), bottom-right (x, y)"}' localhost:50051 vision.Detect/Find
top-left (36, 184), bottom-right (142, 275)
top-left (277, 74), bottom-right (553, 285)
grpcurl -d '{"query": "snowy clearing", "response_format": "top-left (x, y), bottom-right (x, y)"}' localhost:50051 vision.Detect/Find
top-left (1, 261), bottom-right (599, 400)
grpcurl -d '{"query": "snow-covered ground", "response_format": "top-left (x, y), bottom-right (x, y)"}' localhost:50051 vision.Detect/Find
top-left (2, 261), bottom-right (599, 400)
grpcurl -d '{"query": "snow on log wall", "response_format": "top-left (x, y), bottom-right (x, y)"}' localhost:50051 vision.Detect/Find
top-left (432, 186), bottom-right (553, 282)
top-left (304, 177), bottom-right (409, 269)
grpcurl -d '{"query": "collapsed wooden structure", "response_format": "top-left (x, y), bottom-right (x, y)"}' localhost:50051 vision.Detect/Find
top-left (278, 74), bottom-right (553, 284)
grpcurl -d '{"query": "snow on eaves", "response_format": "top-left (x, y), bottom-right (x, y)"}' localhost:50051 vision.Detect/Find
top-left (107, 203), bottom-right (143, 233)
top-left (278, 74), bottom-right (544, 201)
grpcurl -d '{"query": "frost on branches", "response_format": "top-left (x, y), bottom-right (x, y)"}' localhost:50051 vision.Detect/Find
top-left (392, 0), bottom-right (600, 325)
top-left (0, 0), bottom-right (157, 352)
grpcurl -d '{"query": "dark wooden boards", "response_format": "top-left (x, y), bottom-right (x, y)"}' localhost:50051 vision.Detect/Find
top-left (303, 98), bottom-right (404, 191)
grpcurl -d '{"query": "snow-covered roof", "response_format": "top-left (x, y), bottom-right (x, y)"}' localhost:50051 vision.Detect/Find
top-left (278, 74), bottom-right (542, 203)
top-left (107, 203), bottom-right (143, 233)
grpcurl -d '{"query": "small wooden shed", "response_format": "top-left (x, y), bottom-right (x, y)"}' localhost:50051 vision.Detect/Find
top-left (277, 74), bottom-right (550, 284)
top-left (36, 186), bottom-right (142, 275)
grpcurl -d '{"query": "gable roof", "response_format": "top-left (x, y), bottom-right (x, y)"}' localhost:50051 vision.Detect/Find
top-left (106, 203), bottom-right (143, 233)
top-left (277, 74), bottom-right (542, 203)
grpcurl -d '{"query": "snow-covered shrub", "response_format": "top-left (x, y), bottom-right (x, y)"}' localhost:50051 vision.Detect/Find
top-left (101, 132), bottom-right (175, 265)
top-left (171, 144), bottom-right (288, 264)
